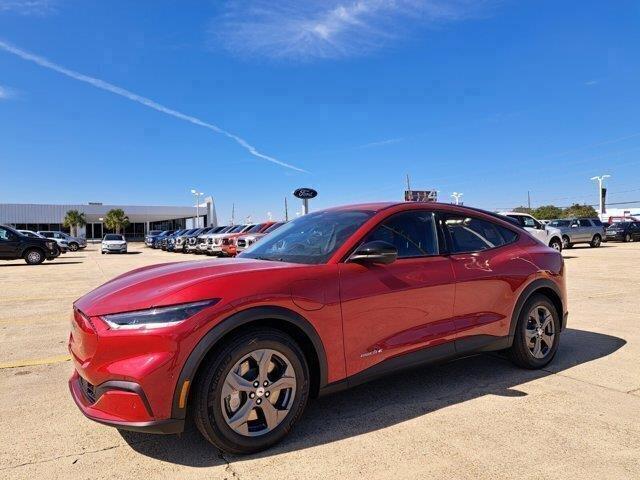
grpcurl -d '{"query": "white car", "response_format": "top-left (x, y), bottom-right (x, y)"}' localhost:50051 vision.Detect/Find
top-left (19, 230), bottom-right (69, 253)
top-left (101, 234), bottom-right (127, 254)
top-left (499, 212), bottom-right (563, 251)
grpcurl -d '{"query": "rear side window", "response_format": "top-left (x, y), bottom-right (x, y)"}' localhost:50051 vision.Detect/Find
top-left (443, 215), bottom-right (518, 253)
top-left (364, 211), bottom-right (438, 258)
top-left (592, 219), bottom-right (603, 226)
top-left (579, 219), bottom-right (591, 227)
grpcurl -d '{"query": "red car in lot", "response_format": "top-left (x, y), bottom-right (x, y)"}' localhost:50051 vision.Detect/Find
top-left (221, 221), bottom-right (276, 257)
top-left (69, 202), bottom-right (567, 454)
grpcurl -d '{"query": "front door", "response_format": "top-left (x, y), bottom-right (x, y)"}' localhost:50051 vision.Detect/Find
top-left (339, 211), bottom-right (456, 378)
top-left (0, 227), bottom-right (21, 259)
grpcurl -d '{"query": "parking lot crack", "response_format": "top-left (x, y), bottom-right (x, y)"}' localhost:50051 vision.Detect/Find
top-left (218, 450), bottom-right (241, 479)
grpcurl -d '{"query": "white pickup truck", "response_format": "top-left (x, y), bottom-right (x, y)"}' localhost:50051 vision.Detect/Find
top-left (499, 212), bottom-right (563, 251)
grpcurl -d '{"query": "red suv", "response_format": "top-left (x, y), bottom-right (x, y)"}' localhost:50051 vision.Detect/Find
top-left (221, 221), bottom-right (276, 257)
top-left (69, 202), bottom-right (567, 454)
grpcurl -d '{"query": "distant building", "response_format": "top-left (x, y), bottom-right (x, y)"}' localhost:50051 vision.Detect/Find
top-left (0, 197), bottom-right (217, 240)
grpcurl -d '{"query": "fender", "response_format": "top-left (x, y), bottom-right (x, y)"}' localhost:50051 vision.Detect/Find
top-left (508, 278), bottom-right (565, 340)
top-left (171, 306), bottom-right (328, 419)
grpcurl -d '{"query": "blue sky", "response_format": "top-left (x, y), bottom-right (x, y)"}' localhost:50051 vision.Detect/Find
top-left (1, 1), bottom-right (639, 223)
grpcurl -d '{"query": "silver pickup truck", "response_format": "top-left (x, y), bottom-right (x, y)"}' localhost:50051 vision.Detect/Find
top-left (546, 218), bottom-right (606, 248)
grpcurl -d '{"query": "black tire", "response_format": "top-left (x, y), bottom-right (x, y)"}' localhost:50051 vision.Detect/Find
top-left (561, 236), bottom-right (572, 249)
top-left (549, 238), bottom-right (562, 252)
top-left (508, 294), bottom-right (560, 369)
top-left (193, 328), bottom-right (310, 455)
top-left (625, 233), bottom-right (632, 243)
top-left (590, 234), bottom-right (601, 248)
top-left (23, 248), bottom-right (45, 265)
top-left (69, 242), bottom-right (79, 252)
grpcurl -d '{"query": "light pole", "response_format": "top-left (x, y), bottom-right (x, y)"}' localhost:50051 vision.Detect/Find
top-left (590, 175), bottom-right (610, 215)
top-left (451, 192), bottom-right (463, 205)
top-left (190, 189), bottom-right (204, 227)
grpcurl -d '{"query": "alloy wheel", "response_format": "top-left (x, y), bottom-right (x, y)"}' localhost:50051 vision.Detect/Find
top-left (219, 348), bottom-right (296, 437)
top-left (525, 305), bottom-right (555, 359)
top-left (26, 251), bottom-right (42, 264)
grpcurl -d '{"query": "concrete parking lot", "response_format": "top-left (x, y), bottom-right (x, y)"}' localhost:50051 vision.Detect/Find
top-left (1, 242), bottom-right (639, 479)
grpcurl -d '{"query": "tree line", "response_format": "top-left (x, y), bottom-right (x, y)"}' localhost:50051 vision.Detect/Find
top-left (512, 203), bottom-right (599, 220)
top-left (63, 208), bottom-right (130, 236)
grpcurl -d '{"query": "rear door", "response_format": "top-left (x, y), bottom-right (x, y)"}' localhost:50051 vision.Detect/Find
top-left (578, 219), bottom-right (593, 241)
top-left (440, 214), bottom-right (530, 347)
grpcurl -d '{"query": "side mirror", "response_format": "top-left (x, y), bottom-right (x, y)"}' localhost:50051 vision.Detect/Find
top-left (349, 241), bottom-right (398, 265)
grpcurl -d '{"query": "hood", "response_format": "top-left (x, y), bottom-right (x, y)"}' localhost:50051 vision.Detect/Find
top-left (74, 258), bottom-right (294, 317)
top-left (544, 226), bottom-right (562, 236)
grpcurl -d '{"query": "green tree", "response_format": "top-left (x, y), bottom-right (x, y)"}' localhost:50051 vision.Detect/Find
top-left (104, 208), bottom-right (130, 234)
top-left (562, 203), bottom-right (598, 218)
top-left (63, 209), bottom-right (87, 237)
top-left (533, 205), bottom-right (563, 220)
top-left (512, 206), bottom-right (533, 214)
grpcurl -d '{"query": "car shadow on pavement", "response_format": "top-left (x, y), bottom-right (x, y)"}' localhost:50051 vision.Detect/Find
top-left (120, 328), bottom-right (625, 466)
top-left (0, 261), bottom-right (84, 267)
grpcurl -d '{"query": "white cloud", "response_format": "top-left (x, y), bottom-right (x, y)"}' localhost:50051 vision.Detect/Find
top-left (0, 39), bottom-right (305, 173)
top-left (0, 1), bottom-right (54, 15)
top-left (212, 0), bottom-right (489, 60)
top-left (358, 137), bottom-right (404, 148)
top-left (0, 84), bottom-right (15, 100)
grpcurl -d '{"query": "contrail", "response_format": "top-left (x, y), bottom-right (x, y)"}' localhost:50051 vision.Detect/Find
top-left (0, 39), bottom-right (305, 173)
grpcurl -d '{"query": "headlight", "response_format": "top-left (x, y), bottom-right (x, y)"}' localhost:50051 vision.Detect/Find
top-left (102, 299), bottom-right (219, 330)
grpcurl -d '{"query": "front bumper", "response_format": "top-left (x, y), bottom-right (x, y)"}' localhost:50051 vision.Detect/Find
top-left (68, 371), bottom-right (184, 434)
top-left (606, 233), bottom-right (624, 241)
top-left (102, 245), bottom-right (127, 253)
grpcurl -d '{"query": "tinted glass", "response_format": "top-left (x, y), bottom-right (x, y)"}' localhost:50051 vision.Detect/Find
top-left (104, 234), bottom-right (124, 241)
top-left (579, 219), bottom-right (591, 227)
top-left (592, 219), bottom-right (603, 226)
top-left (264, 222), bottom-right (285, 233)
top-left (550, 220), bottom-right (570, 227)
top-left (0, 227), bottom-right (12, 241)
top-left (246, 224), bottom-right (265, 233)
top-left (364, 211), bottom-right (438, 258)
top-left (241, 210), bottom-right (374, 264)
top-left (444, 216), bottom-right (517, 253)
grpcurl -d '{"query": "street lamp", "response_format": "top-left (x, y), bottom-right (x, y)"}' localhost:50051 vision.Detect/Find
top-left (451, 192), bottom-right (463, 205)
top-left (590, 175), bottom-right (610, 215)
top-left (190, 189), bottom-right (204, 227)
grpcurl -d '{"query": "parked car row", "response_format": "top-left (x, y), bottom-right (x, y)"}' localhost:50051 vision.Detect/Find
top-left (144, 222), bottom-right (287, 256)
top-left (0, 225), bottom-right (63, 264)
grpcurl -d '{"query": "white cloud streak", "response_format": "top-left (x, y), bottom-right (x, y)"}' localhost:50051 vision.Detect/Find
top-left (0, 39), bottom-right (305, 172)
top-left (0, 84), bottom-right (13, 99)
top-left (0, 0), bottom-right (53, 15)
top-left (213, 0), bottom-right (488, 60)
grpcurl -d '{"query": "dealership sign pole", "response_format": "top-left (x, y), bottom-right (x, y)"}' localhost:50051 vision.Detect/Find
top-left (293, 188), bottom-right (318, 215)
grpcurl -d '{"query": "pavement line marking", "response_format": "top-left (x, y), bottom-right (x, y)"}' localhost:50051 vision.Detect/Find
top-left (0, 354), bottom-right (71, 369)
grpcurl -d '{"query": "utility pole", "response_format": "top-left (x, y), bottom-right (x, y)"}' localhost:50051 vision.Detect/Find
top-left (590, 175), bottom-right (611, 215)
top-left (231, 203), bottom-right (235, 226)
top-left (527, 191), bottom-right (531, 210)
top-left (190, 189), bottom-right (204, 227)
top-left (405, 174), bottom-right (412, 200)
top-left (451, 192), bottom-right (463, 205)
top-left (284, 197), bottom-right (289, 221)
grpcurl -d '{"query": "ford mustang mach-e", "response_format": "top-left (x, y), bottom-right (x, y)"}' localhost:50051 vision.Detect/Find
top-left (69, 202), bottom-right (567, 454)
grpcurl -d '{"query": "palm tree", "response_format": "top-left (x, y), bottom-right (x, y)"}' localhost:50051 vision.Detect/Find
top-left (63, 210), bottom-right (87, 237)
top-left (104, 208), bottom-right (130, 234)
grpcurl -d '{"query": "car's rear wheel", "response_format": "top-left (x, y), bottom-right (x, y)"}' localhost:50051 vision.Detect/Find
top-left (194, 329), bottom-right (310, 454)
top-left (24, 248), bottom-right (45, 265)
top-left (625, 233), bottom-right (633, 243)
top-left (561, 236), bottom-right (572, 249)
top-left (508, 294), bottom-right (560, 369)
top-left (590, 234), bottom-right (602, 248)
top-left (68, 242), bottom-right (79, 252)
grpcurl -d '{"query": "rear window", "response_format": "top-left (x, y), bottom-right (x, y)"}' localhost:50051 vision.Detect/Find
top-left (104, 234), bottom-right (124, 241)
top-left (443, 215), bottom-right (518, 253)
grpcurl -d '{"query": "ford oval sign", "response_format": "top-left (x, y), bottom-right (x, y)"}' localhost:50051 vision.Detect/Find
top-left (293, 188), bottom-right (318, 199)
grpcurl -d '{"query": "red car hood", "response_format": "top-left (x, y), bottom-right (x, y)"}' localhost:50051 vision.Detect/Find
top-left (74, 258), bottom-right (292, 317)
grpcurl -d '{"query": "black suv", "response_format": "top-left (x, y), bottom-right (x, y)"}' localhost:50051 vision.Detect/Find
top-left (0, 225), bottom-right (60, 264)
top-left (605, 221), bottom-right (640, 242)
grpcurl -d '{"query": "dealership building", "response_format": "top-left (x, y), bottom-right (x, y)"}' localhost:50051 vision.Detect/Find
top-left (0, 197), bottom-right (217, 240)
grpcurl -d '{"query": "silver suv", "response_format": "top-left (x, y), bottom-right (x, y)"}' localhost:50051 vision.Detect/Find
top-left (37, 231), bottom-right (87, 251)
top-left (546, 218), bottom-right (606, 248)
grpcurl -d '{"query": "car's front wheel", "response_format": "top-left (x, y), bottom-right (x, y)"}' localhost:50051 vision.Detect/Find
top-left (68, 242), bottom-right (79, 252)
top-left (508, 294), bottom-right (560, 369)
top-left (193, 329), bottom-right (310, 454)
top-left (590, 234), bottom-right (602, 248)
top-left (561, 236), bottom-right (572, 249)
top-left (625, 233), bottom-right (633, 243)
top-left (24, 248), bottom-right (45, 265)
top-left (549, 238), bottom-right (562, 251)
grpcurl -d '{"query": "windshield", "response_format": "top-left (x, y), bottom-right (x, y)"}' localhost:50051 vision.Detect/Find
top-left (229, 225), bottom-right (246, 233)
top-left (246, 223), bottom-right (265, 233)
top-left (104, 234), bottom-right (124, 241)
top-left (240, 210), bottom-right (374, 265)
top-left (264, 222), bottom-right (285, 234)
top-left (549, 220), bottom-right (570, 227)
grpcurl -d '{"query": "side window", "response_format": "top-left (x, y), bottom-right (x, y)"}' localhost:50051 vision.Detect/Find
top-left (520, 216), bottom-right (537, 228)
top-left (0, 227), bottom-right (12, 241)
top-left (579, 219), bottom-right (591, 227)
top-left (364, 211), bottom-right (438, 258)
top-left (42, 232), bottom-right (53, 238)
top-left (444, 215), bottom-right (518, 253)
top-left (592, 218), bottom-right (603, 226)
